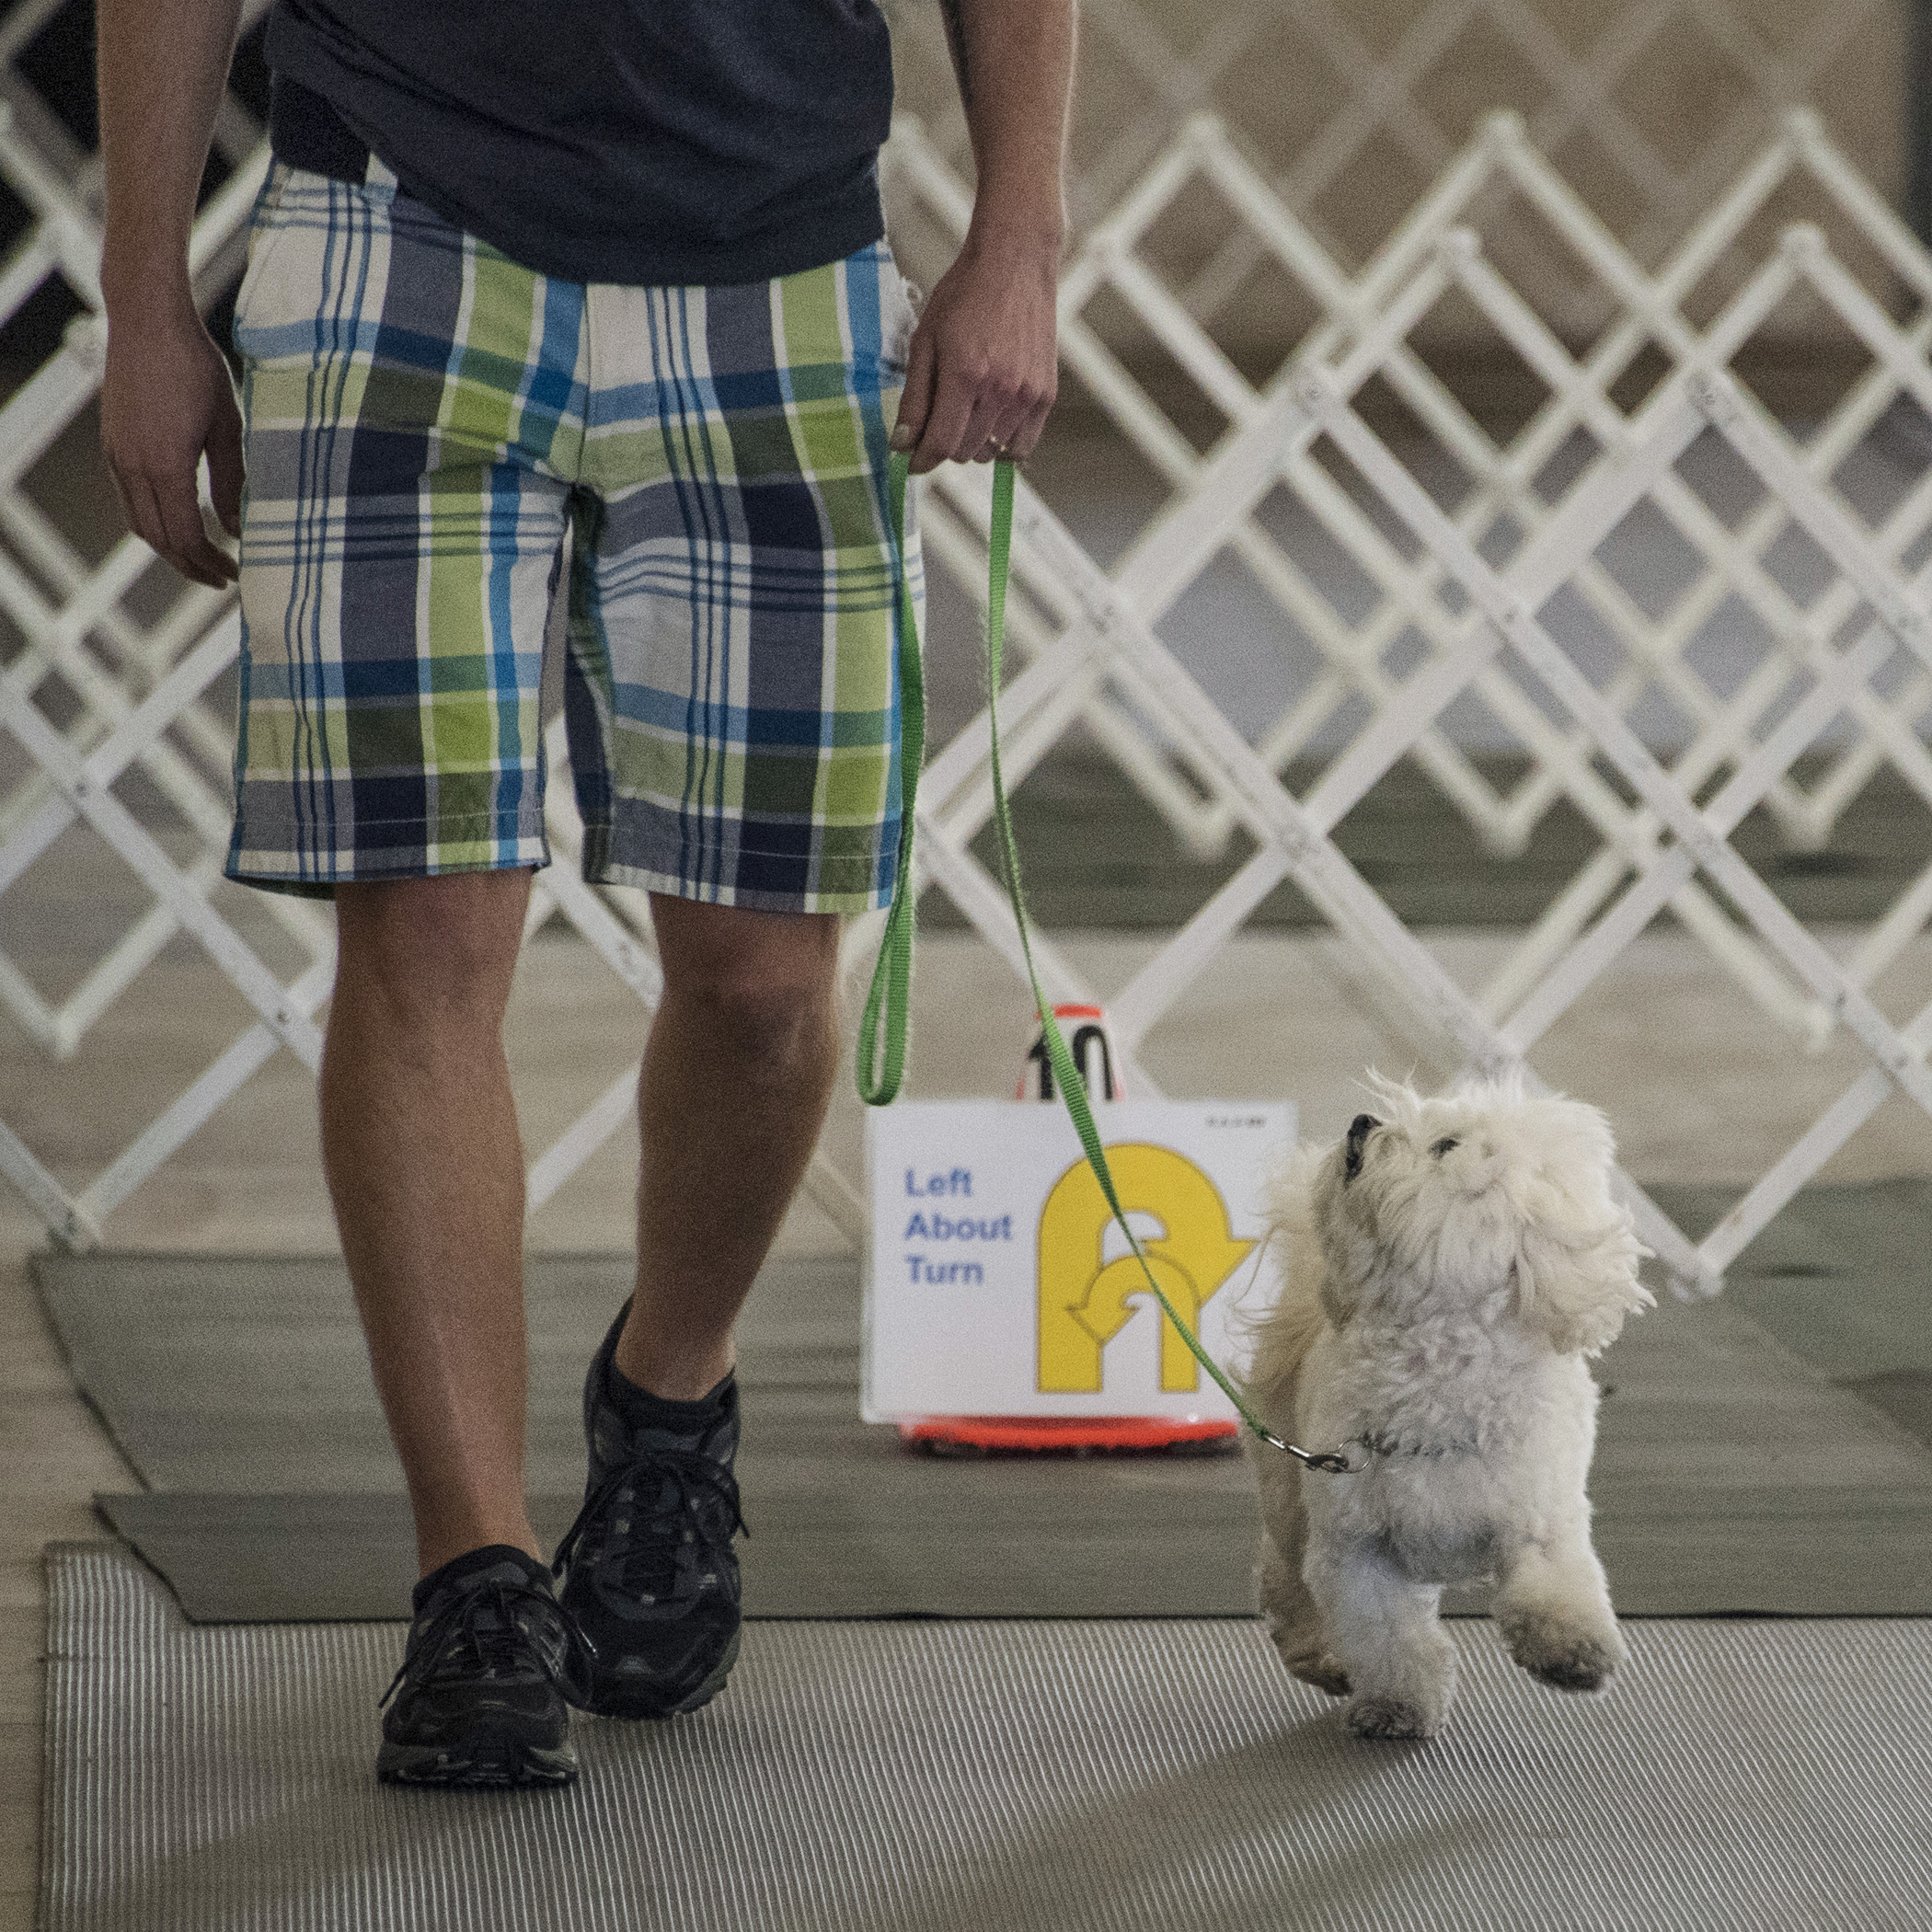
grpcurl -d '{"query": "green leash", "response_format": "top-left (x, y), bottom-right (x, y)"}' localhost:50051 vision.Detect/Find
top-left (857, 453), bottom-right (1351, 1474)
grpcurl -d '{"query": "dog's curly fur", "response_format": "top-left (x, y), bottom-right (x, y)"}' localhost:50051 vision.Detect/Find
top-left (1245, 1074), bottom-right (1650, 1740)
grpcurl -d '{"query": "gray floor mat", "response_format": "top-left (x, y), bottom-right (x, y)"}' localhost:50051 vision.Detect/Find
top-left (40, 1235), bottom-right (1932, 1619)
top-left (92, 1473), bottom-right (1263, 1621)
top-left (42, 1542), bottom-right (1932, 1932)
top-left (40, 1184), bottom-right (1932, 1492)
top-left (1650, 1177), bottom-right (1932, 1388)
top-left (46, 1249), bottom-right (1276, 1618)
top-left (35, 1250), bottom-right (814, 1494)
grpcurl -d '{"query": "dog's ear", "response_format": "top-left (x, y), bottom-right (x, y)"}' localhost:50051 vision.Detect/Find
top-left (1511, 1204), bottom-right (1651, 1354)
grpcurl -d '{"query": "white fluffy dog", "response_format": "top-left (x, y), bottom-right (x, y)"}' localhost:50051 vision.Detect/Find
top-left (1246, 1075), bottom-right (1650, 1740)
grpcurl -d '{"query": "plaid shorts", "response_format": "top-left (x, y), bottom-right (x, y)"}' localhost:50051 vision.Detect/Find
top-left (227, 160), bottom-right (921, 912)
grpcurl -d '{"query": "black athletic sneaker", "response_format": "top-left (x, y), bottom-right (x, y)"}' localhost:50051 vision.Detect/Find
top-left (553, 1301), bottom-right (746, 1719)
top-left (376, 1545), bottom-right (588, 1788)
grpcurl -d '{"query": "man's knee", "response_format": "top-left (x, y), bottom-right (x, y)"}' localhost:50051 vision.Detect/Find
top-left (650, 896), bottom-right (839, 1066)
top-left (333, 870), bottom-right (534, 1030)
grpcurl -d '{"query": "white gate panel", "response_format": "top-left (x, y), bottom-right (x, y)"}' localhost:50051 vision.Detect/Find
top-left (891, 106), bottom-right (1932, 1052)
top-left (882, 109), bottom-right (1932, 1295)
top-left (4, 31), bottom-right (1926, 1283)
top-left (887, 0), bottom-right (1895, 333)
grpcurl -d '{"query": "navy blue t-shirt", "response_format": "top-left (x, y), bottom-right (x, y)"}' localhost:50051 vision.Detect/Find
top-left (262, 0), bottom-right (895, 286)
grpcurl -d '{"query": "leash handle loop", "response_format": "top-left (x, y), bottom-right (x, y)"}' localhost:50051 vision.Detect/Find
top-left (861, 454), bottom-right (1348, 1471)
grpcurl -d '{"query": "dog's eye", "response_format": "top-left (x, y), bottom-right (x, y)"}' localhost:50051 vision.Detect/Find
top-left (1343, 1113), bottom-right (1380, 1182)
top-left (1431, 1136), bottom-right (1460, 1157)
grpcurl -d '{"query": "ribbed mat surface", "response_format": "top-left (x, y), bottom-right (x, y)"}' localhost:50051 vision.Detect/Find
top-left (43, 1542), bottom-right (1932, 1932)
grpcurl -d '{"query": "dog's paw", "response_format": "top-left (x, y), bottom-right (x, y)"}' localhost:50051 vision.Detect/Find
top-left (1283, 1650), bottom-right (1351, 1697)
top-left (1345, 1694), bottom-right (1442, 1741)
top-left (1502, 1616), bottom-right (1623, 1694)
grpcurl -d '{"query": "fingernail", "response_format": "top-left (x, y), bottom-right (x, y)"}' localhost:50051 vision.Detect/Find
top-left (889, 424), bottom-right (914, 452)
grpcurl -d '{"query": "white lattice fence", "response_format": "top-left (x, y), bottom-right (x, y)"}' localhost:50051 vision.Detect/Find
top-left (887, 0), bottom-right (1897, 347)
top-left (0, 4), bottom-right (868, 1248)
top-left (0, 0), bottom-right (288, 1068)
top-left (888, 103), bottom-right (1932, 1056)
top-left (0, 0), bottom-right (305, 1246)
top-left (882, 105), bottom-right (1932, 1294)
top-left (5, 30), bottom-right (1929, 1282)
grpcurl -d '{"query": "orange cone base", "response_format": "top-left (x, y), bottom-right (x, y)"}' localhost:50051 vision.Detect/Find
top-left (898, 1415), bottom-right (1239, 1453)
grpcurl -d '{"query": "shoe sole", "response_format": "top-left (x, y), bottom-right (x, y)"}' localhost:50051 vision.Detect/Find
top-left (376, 1738), bottom-right (579, 1788)
top-left (582, 1625), bottom-right (741, 1721)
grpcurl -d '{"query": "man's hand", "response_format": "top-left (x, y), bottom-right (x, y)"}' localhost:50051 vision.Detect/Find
top-left (100, 305), bottom-right (244, 589)
top-left (97, 0), bottom-right (247, 587)
top-left (891, 230), bottom-right (1058, 474)
top-left (895, 0), bottom-right (1073, 475)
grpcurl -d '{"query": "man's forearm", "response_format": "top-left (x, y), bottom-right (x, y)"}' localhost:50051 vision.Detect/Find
top-left (943, 0), bottom-right (1075, 259)
top-left (98, 0), bottom-right (247, 315)
top-left (97, 0), bottom-right (250, 589)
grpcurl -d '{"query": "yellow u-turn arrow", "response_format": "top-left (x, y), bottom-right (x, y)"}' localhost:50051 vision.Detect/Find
top-left (1037, 1144), bottom-right (1255, 1394)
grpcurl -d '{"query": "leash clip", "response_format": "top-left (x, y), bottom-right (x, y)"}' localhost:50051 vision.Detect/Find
top-left (1258, 1429), bottom-right (1363, 1475)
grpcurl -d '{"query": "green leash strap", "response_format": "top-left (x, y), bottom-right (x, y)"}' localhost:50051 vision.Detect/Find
top-left (859, 454), bottom-right (1351, 1473)
top-left (855, 452), bottom-right (926, 1106)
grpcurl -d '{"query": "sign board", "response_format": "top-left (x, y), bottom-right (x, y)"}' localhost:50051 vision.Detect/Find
top-left (862, 1098), bottom-right (1294, 1423)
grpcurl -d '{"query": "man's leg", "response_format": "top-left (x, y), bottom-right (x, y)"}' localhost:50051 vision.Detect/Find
top-left (223, 159), bottom-right (587, 1783)
top-left (552, 247), bottom-right (912, 1719)
top-left (615, 894), bottom-right (843, 1399)
top-left (553, 893), bottom-right (841, 1719)
top-left (321, 868), bottom-right (538, 1576)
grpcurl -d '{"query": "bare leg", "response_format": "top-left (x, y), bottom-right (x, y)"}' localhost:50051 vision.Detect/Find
top-left (613, 895), bottom-right (842, 1401)
top-left (321, 869), bottom-right (536, 1577)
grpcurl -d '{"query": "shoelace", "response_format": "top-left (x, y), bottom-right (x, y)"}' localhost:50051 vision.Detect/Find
top-left (379, 1576), bottom-right (592, 1710)
top-left (552, 1445), bottom-right (748, 1602)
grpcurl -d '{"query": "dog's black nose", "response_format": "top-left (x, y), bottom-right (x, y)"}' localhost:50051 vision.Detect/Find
top-left (1343, 1112), bottom-right (1380, 1183)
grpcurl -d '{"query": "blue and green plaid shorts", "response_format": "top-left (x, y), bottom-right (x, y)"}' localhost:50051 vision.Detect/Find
top-left (227, 160), bottom-right (922, 912)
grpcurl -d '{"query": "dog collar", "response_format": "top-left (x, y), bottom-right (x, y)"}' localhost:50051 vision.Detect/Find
top-left (1345, 1430), bottom-right (1483, 1466)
